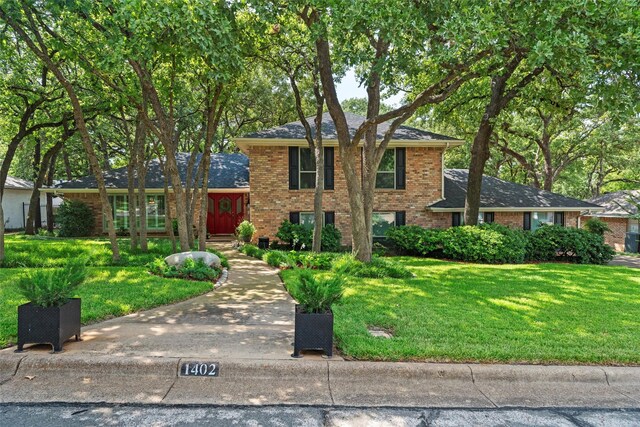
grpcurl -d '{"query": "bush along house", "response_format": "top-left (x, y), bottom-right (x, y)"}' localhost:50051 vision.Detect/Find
top-left (45, 113), bottom-right (604, 242)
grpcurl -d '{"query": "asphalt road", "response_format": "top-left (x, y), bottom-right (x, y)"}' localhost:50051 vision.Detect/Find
top-left (1, 404), bottom-right (639, 426)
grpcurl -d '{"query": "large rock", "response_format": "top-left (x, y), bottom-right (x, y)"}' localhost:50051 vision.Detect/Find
top-left (164, 251), bottom-right (221, 269)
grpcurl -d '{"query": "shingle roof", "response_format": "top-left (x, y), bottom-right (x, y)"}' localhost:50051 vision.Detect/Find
top-left (242, 112), bottom-right (458, 141)
top-left (56, 153), bottom-right (249, 190)
top-left (429, 169), bottom-right (602, 210)
top-left (587, 190), bottom-right (640, 217)
top-left (5, 176), bottom-right (34, 190)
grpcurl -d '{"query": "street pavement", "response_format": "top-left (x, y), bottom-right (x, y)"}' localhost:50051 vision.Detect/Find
top-left (1, 404), bottom-right (639, 426)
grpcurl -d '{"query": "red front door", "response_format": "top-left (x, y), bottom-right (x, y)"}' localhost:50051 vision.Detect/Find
top-left (207, 193), bottom-right (244, 235)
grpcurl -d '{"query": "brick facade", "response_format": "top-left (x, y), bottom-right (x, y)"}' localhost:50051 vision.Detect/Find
top-left (580, 216), bottom-right (629, 252)
top-left (248, 145), bottom-right (445, 245)
top-left (431, 211), bottom-right (580, 230)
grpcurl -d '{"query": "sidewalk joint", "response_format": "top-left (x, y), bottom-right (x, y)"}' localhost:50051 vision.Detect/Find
top-left (599, 367), bottom-right (610, 386)
top-left (326, 362), bottom-right (335, 405)
top-left (160, 358), bottom-right (180, 402)
top-left (467, 365), bottom-right (498, 408)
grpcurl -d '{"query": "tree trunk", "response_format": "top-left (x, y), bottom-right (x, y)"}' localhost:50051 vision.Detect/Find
top-left (25, 135), bottom-right (42, 234)
top-left (126, 144), bottom-right (139, 250)
top-left (136, 120), bottom-right (148, 252)
top-left (464, 75), bottom-right (509, 225)
top-left (26, 137), bottom-right (65, 236)
top-left (45, 153), bottom-right (56, 233)
top-left (312, 141), bottom-right (324, 252)
top-left (63, 149), bottom-right (73, 180)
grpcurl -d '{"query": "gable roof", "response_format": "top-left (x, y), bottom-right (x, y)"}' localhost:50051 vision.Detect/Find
top-left (242, 112), bottom-right (458, 141)
top-left (586, 190), bottom-right (640, 217)
top-left (5, 176), bottom-right (34, 190)
top-left (54, 153), bottom-right (249, 191)
top-left (429, 169), bottom-right (603, 211)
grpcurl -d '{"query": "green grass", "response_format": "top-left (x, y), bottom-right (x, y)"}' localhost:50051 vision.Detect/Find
top-left (281, 258), bottom-right (640, 365)
top-left (0, 236), bottom-right (228, 348)
top-left (0, 267), bottom-right (213, 348)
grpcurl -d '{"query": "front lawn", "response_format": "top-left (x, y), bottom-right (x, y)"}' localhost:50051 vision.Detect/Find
top-left (0, 267), bottom-right (213, 348)
top-left (281, 258), bottom-right (640, 364)
top-left (1, 235), bottom-right (177, 267)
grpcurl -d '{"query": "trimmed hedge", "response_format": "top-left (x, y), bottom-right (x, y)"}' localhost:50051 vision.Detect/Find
top-left (526, 225), bottom-right (614, 265)
top-left (275, 220), bottom-right (343, 251)
top-left (386, 223), bottom-right (614, 265)
top-left (57, 200), bottom-right (95, 237)
top-left (331, 254), bottom-right (413, 279)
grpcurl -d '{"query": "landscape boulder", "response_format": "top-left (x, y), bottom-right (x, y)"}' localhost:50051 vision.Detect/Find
top-left (164, 251), bottom-right (221, 269)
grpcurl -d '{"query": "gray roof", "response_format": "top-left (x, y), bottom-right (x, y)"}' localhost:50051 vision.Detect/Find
top-left (243, 112), bottom-right (458, 141)
top-left (5, 176), bottom-right (33, 190)
top-left (429, 169), bottom-right (602, 210)
top-left (56, 153), bottom-right (249, 190)
top-left (587, 190), bottom-right (640, 217)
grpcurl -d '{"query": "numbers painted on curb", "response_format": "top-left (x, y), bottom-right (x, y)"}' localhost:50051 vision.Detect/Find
top-left (180, 361), bottom-right (219, 377)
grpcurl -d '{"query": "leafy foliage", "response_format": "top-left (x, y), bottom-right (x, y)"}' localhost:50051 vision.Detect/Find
top-left (441, 224), bottom-right (528, 264)
top-left (263, 250), bottom-right (294, 269)
top-left (320, 224), bottom-right (342, 252)
top-left (56, 200), bottom-right (95, 237)
top-left (239, 244), bottom-right (266, 259)
top-left (386, 226), bottom-right (444, 256)
top-left (583, 218), bottom-right (612, 237)
top-left (275, 220), bottom-right (342, 251)
top-left (148, 258), bottom-right (220, 282)
top-left (526, 225), bottom-right (614, 265)
top-left (289, 269), bottom-right (343, 314)
top-left (17, 258), bottom-right (87, 307)
top-left (331, 254), bottom-right (412, 279)
top-left (235, 220), bottom-right (256, 242)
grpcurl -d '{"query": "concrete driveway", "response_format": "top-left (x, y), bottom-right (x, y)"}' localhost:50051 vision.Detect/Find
top-left (609, 255), bottom-right (640, 269)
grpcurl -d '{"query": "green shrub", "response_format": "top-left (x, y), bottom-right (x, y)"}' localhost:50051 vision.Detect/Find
top-left (331, 254), bottom-right (412, 279)
top-left (236, 220), bottom-right (256, 242)
top-left (289, 251), bottom-right (338, 270)
top-left (263, 250), bottom-right (294, 268)
top-left (583, 217), bottom-right (611, 236)
top-left (17, 258), bottom-right (88, 307)
top-left (147, 258), bottom-right (220, 281)
top-left (386, 226), bottom-right (444, 256)
top-left (276, 220), bottom-right (311, 249)
top-left (290, 270), bottom-right (343, 313)
top-left (57, 200), bottom-right (95, 237)
top-left (440, 223), bottom-right (528, 264)
top-left (207, 248), bottom-right (230, 269)
top-left (321, 224), bottom-right (342, 252)
top-left (239, 244), bottom-right (266, 259)
top-left (526, 225), bottom-right (614, 264)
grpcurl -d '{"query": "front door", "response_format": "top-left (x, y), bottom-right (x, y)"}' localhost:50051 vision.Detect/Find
top-left (207, 193), bottom-right (244, 235)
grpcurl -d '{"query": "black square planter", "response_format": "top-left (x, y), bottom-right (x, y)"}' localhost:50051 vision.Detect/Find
top-left (292, 304), bottom-right (333, 358)
top-left (16, 298), bottom-right (81, 353)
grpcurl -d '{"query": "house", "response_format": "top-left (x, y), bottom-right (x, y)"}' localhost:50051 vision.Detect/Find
top-left (48, 113), bottom-right (603, 243)
top-left (580, 190), bottom-right (640, 252)
top-left (49, 153), bottom-right (249, 235)
top-left (3, 176), bottom-right (60, 230)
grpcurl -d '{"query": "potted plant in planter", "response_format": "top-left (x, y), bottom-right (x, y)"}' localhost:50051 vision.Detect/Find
top-left (15, 258), bottom-right (87, 353)
top-left (236, 220), bottom-right (256, 243)
top-left (291, 270), bottom-right (343, 358)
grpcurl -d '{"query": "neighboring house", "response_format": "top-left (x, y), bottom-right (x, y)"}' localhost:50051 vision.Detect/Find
top-left (48, 153), bottom-right (249, 235)
top-left (3, 176), bottom-right (60, 230)
top-left (580, 190), bottom-right (640, 252)
top-left (48, 113), bottom-right (603, 243)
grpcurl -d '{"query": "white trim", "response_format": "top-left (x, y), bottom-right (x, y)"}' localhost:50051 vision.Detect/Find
top-left (235, 138), bottom-right (465, 153)
top-left (428, 206), bottom-right (605, 213)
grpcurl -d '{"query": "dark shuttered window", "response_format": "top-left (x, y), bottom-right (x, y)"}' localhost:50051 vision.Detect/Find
top-left (324, 147), bottom-right (334, 190)
top-left (289, 211), bottom-right (300, 225)
top-left (288, 147), bottom-right (299, 190)
top-left (554, 211), bottom-right (565, 226)
top-left (395, 147), bottom-right (406, 190)
top-left (452, 212), bottom-right (462, 227)
top-left (324, 211), bottom-right (335, 226)
top-left (484, 212), bottom-right (495, 224)
top-left (523, 212), bottom-right (531, 230)
top-left (395, 211), bottom-right (406, 227)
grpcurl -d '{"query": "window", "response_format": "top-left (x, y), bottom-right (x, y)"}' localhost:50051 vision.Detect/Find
top-left (299, 148), bottom-right (316, 189)
top-left (106, 194), bottom-right (166, 231)
top-left (478, 212), bottom-right (494, 224)
top-left (452, 212), bottom-right (463, 227)
top-left (531, 211), bottom-right (554, 231)
top-left (290, 211), bottom-right (335, 228)
top-left (375, 149), bottom-right (396, 189)
top-left (299, 212), bottom-right (316, 229)
top-left (629, 219), bottom-right (639, 233)
top-left (372, 212), bottom-right (396, 237)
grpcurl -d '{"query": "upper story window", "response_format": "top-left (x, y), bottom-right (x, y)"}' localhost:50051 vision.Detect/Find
top-left (375, 148), bottom-right (406, 190)
top-left (299, 148), bottom-right (316, 189)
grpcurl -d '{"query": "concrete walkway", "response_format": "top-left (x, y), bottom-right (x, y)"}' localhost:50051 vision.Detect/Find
top-left (4, 244), bottom-right (297, 360)
top-left (609, 254), bottom-right (640, 269)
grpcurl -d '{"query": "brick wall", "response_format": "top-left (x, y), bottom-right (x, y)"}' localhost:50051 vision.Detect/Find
top-left (580, 216), bottom-right (628, 252)
top-left (248, 145), bottom-right (445, 245)
top-left (425, 211), bottom-right (581, 230)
